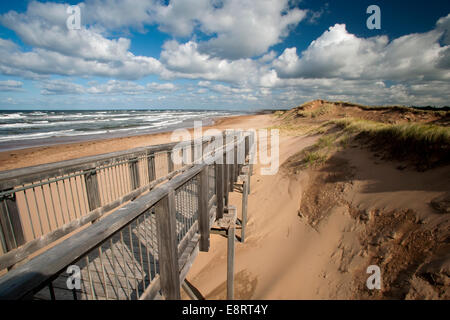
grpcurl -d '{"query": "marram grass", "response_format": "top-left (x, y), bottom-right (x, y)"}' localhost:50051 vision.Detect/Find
top-left (329, 118), bottom-right (450, 168)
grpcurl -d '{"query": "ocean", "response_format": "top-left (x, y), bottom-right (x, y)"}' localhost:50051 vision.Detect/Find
top-left (0, 109), bottom-right (245, 151)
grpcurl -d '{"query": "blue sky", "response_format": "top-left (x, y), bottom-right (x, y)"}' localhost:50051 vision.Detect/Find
top-left (0, 0), bottom-right (449, 110)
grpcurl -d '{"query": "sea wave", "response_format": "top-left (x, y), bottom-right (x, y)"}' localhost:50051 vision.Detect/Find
top-left (0, 110), bottom-right (244, 147)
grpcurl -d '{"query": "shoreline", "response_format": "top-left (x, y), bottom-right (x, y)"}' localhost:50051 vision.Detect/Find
top-left (0, 114), bottom-right (273, 171)
top-left (0, 113), bottom-right (247, 153)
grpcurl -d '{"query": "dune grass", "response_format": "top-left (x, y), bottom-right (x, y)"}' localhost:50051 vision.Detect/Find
top-left (297, 104), bottom-right (333, 118)
top-left (331, 118), bottom-right (450, 145)
top-left (303, 151), bottom-right (328, 167)
top-left (287, 133), bottom-right (340, 169)
top-left (329, 118), bottom-right (450, 168)
top-left (332, 101), bottom-right (449, 115)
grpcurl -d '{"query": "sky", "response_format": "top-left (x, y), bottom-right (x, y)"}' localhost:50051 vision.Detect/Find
top-left (0, 0), bottom-right (449, 110)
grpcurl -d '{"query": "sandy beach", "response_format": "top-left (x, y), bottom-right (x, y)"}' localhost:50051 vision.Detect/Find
top-left (0, 114), bottom-right (272, 171)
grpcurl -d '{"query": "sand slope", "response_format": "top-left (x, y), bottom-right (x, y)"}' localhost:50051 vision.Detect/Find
top-left (185, 104), bottom-right (449, 300)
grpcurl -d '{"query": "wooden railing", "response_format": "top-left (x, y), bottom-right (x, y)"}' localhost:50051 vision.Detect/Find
top-left (0, 130), bottom-right (254, 300)
top-left (0, 135), bottom-right (217, 271)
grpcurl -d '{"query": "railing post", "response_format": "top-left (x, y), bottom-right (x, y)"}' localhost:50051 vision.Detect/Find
top-left (241, 176), bottom-right (248, 243)
top-left (247, 132), bottom-right (255, 195)
top-left (223, 134), bottom-right (229, 206)
top-left (234, 136), bottom-right (238, 184)
top-left (245, 134), bottom-right (250, 162)
top-left (182, 144), bottom-right (190, 166)
top-left (0, 193), bottom-right (25, 252)
top-left (227, 214), bottom-right (236, 300)
top-left (228, 134), bottom-right (235, 193)
top-left (167, 151), bottom-right (174, 173)
top-left (84, 169), bottom-right (101, 211)
top-left (147, 153), bottom-right (156, 182)
top-left (129, 157), bottom-right (140, 190)
top-left (244, 134), bottom-right (249, 186)
top-left (155, 190), bottom-right (181, 300)
top-left (198, 167), bottom-right (210, 252)
top-left (215, 162), bottom-right (224, 220)
top-left (202, 140), bottom-right (208, 162)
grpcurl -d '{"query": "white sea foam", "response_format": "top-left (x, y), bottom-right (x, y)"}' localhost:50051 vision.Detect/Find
top-left (0, 110), bottom-right (243, 147)
top-left (0, 130), bottom-right (75, 142)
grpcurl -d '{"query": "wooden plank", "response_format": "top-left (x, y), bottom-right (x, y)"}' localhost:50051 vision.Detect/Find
top-left (215, 164), bottom-right (224, 220)
top-left (234, 142), bottom-right (238, 184)
top-left (237, 134), bottom-right (245, 178)
top-left (128, 158), bottom-right (140, 190)
top-left (179, 242), bottom-right (199, 284)
top-left (248, 132), bottom-right (255, 193)
top-left (147, 154), bottom-right (156, 182)
top-left (243, 133), bottom-right (254, 194)
top-left (155, 191), bottom-right (180, 300)
top-left (182, 279), bottom-right (200, 300)
top-left (223, 139), bottom-right (229, 207)
top-left (0, 194), bottom-right (25, 252)
top-left (247, 167), bottom-right (252, 195)
top-left (209, 206), bottom-right (216, 229)
top-left (0, 202), bottom-right (15, 252)
top-left (177, 218), bottom-right (198, 256)
top-left (227, 215), bottom-right (235, 300)
top-left (241, 176), bottom-right (248, 243)
top-left (208, 194), bottom-right (216, 212)
top-left (197, 168), bottom-right (210, 252)
top-left (84, 169), bottom-right (101, 211)
top-left (139, 275), bottom-right (161, 300)
top-left (167, 151), bottom-right (174, 173)
top-left (245, 135), bottom-right (250, 162)
top-left (178, 233), bottom-right (199, 271)
top-left (229, 136), bottom-right (235, 192)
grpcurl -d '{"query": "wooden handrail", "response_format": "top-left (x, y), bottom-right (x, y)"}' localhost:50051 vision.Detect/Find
top-left (0, 161), bottom-right (207, 300)
top-left (0, 136), bottom-right (213, 191)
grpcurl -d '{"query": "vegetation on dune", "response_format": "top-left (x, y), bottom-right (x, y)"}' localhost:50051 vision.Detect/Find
top-left (283, 134), bottom-right (342, 171)
top-left (280, 100), bottom-right (450, 120)
top-left (297, 104), bottom-right (333, 118)
top-left (329, 118), bottom-right (450, 169)
top-left (276, 100), bottom-right (450, 171)
top-left (273, 110), bottom-right (286, 118)
top-left (314, 100), bottom-right (449, 114)
top-left (303, 151), bottom-right (328, 167)
top-left (267, 123), bottom-right (317, 136)
top-left (330, 118), bottom-right (450, 146)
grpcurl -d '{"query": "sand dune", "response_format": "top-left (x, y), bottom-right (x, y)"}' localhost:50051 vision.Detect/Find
top-left (185, 101), bottom-right (449, 299)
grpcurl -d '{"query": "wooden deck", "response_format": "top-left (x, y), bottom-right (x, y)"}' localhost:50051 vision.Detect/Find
top-left (34, 214), bottom-right (201, 300)
top-left (0, 131), bottom-right (252, 300)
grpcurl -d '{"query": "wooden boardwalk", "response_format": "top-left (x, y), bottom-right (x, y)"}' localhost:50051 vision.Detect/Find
top-left (34, 211), bottom-right (160, 300)
top-left (34, 182), bottom-right (201, 300)
top-left (0, 131), bottom-right (253, 300)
